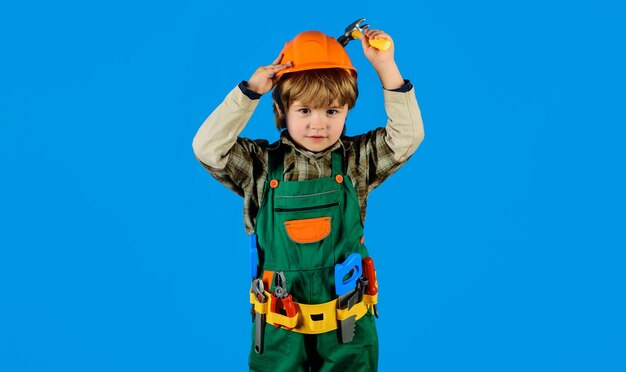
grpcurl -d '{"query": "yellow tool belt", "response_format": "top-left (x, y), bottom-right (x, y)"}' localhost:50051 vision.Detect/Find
top-left (249, 291), bottom-right (378, 334)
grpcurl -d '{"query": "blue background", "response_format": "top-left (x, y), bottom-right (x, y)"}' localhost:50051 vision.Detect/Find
top-left (1, 0), bottom-right (625, 371)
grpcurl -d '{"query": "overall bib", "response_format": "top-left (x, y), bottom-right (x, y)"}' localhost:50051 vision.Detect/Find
top-left (249, 148), bottom-right (378, 372)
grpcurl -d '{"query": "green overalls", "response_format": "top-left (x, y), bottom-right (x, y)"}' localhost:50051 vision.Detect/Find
top-left (249, 147), bottom-right (378, 371)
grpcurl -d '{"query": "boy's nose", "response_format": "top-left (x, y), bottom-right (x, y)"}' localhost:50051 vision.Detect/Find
top-left (309, 114), bottom-right (325, 130)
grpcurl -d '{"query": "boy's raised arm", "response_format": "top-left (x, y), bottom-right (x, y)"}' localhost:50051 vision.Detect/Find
top-left (192, 56), bottom-right (292, 169)
top-left (361, 29), bottom-right (424, 162)
top-left (192, 86), bottom-right (260, 169)
top-left (360, 29), bottom-right (404, 90)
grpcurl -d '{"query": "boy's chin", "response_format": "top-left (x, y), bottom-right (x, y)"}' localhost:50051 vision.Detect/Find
top-left (296, 139), bottom-right (336, 153)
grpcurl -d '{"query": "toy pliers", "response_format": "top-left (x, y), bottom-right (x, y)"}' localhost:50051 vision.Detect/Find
top-left (270, 271), bottom-right (297, 330)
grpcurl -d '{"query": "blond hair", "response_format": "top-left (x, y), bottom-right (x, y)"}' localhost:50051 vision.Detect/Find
top-left (271, 68), bottom-right (358, 131)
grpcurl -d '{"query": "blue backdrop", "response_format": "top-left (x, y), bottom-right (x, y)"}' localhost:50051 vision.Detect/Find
top-left (1, 1), bottom-right (625, 371)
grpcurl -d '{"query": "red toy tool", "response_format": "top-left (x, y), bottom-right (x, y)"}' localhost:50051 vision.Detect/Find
top-left (362, 257), bottom-right (379, 317)
top-left (270, 271), bottom-right (297, 330)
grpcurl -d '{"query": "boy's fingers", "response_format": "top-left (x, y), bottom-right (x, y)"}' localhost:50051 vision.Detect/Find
top-left (272, 53), bottom-right (284, 65)
top-left (270, 61), bottom-right (292, 70)
top-left (364, 29), bottom-right (390, 40)
top-left (264, 64), bottom-right (289, 73)
top-left (360, 32), bottom-right (370, 48)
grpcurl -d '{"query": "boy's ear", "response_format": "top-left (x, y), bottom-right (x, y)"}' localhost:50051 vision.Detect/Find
top-left (274, 102), bottom-right (284, 118)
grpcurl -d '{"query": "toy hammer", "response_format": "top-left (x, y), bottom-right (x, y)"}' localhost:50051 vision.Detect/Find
top-left (337, 18), bottom-right (391, 51)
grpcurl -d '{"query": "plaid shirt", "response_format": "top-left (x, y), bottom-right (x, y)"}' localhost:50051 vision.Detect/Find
top-left (193, 83), bottom-right (424, 234)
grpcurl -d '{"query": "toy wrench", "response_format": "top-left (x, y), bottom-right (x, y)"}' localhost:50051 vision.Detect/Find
top-left (251, 279), bottom-right (268, 354)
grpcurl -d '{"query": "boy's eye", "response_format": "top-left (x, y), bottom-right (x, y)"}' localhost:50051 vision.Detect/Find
top-left (298, 108), bottom-right (311, 114)
top-left (327, 109), bottom-right (339, 115)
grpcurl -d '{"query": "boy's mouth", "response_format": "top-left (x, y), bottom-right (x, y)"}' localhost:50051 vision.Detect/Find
top-left (307, 135), bottom-right (327, 142)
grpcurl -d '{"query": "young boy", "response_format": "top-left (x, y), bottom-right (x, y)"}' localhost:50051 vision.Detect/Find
top-left (193, 28), bottom-right (424, 371)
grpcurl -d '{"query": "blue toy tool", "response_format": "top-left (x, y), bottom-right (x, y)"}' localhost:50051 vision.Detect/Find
top-left (334, 252), bottom-right (362, 296)
top-left (250, 234), bottom-right (258, 280)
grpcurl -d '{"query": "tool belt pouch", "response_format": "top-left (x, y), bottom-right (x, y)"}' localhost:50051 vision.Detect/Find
top-left (250, 292), bottom-right (270, 315)
top-left (268, 306), bottom-right (299, 330)
top-left (250, 291), bottom-right (299, 330)
top-left (336, 301), bottom-right (366, 321)
top-left (249, 291), bottom-right (378, 334)
top-left (364, 291), bottom-right (378, 309)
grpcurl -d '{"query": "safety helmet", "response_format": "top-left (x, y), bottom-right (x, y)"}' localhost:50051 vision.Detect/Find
top-left (275, 31), bottom-right (357, 78)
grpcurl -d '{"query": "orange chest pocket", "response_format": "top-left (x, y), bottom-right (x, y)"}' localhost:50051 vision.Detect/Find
top-left (284, 217), bottom-right (332, 244)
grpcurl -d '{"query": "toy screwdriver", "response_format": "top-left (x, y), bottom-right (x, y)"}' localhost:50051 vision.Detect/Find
top-left (362, 257), bottom-right (379, 317)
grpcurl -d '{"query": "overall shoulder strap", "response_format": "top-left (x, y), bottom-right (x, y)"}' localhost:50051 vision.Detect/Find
top-left (331, 149), bottom-right (345, 176)
top-left (267, 145), bottom-right (285, 181)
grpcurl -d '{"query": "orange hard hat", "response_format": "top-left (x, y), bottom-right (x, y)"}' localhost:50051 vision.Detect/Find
top-left (275, 31), bottom-right (357, 78)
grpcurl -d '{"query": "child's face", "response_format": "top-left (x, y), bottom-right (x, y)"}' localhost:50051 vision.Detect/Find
top-left (284, 100), bottom-right (348, 153)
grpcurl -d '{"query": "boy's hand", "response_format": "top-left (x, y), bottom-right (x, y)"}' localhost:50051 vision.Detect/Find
top-left (246, 54), bottom-right (293, 95)
top-left (360, 29), bottom-right (395, 65)
top-left (360, 29), bottom-right (404, 90)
